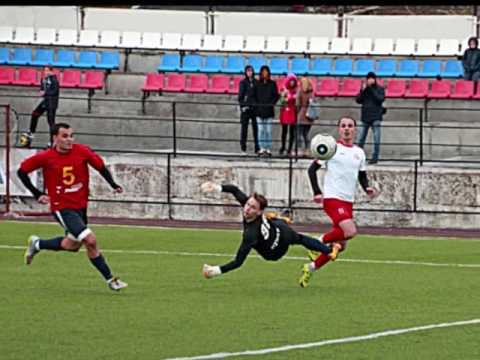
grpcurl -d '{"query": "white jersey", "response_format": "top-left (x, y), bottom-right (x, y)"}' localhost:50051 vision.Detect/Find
top-left (321, 142), bottom-right (366, 203)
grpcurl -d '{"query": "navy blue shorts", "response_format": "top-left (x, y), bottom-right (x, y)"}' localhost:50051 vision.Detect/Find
top-left (53, 208), bottom-right (91, 242)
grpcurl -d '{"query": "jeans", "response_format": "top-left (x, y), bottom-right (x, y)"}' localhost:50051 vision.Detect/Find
top-left (240, 109), bottom-right (259, 152)
top-left (356, 120), bottom-right (381, 161)
top-left (257, 117), bottom-right (273, 151)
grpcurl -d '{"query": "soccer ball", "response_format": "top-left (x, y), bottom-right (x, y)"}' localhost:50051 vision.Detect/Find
top-left (18, 132), bottom-right (33, 148)
top-left (310, 134), bottom-right (337, 160)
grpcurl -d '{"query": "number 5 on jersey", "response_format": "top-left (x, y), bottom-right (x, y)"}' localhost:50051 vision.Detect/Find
top-left (62, 166), bottom-right (75, 186)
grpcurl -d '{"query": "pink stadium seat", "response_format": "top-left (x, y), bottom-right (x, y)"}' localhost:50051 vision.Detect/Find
top-left (315, 78), bottom-right (339, 97)
top-left (404, 79), bottom-right (429, 98)
top-left (450, 80), bottom-right (474, 99)
top-left (142, 73), bottom-right (164, 91)
top-left (385, 79), bottom-right (406, 98)
top-left (229, 76), bottom-right (243, 94)
top-left (164, 73), bottom-right (185, 92)
top-left (207, 75), bottom-right (230, 94)
top-left (61, 69), bottom-right (81, 88)
top-left (81, 71), bottom-right (104, 89)
top-left (185, 74), bottom-right (208, 93)
top-left (338, 78), bottom-right (361, 97)
top-left (0, 67), bottom-right (15, 85)
top-left (13, 68), bottom-right (38, 86)
top-left (428, 79), bottom-right (451, 99)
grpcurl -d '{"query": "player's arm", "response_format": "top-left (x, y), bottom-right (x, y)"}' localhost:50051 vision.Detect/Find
top-left (17, 153), bottom-right (47, 201)
top-left (307, 160), bottom-right (323, 203)
top-left (17, 169), bottom-right (45, 200)
top-left (203, 240), bottom-right (253, 278)
top-left (358, 171), bottom-right (379, 199)
top-left (85, 146), bottom-right (123, 192)
top-left (201, 181), bottom-right (248, 206)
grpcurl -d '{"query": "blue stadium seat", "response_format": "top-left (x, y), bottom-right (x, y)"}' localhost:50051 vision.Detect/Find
top-left (222, 56), bottom-right (245, 74)
top-left (180, 55), bottom-right (202, 72)
top-left (9, 47), bottom-right (32, 65)
top-left (0, 48), bottom-right (9, 65)
top-left (352, 59), bottom-right (375, 77)
top-left (290, 57), bottom-right (309, 75)
top-left (376, 59), bottom-right (397, 77)
top-left (441, 60), bottom-right (463, 78)
top-left (246, 56), bottom-right (267, 73)
top-left (269, 57), bottom-right (289, 75)
top-left (157, 54), bottom-right (181, 72)
top-left (397, 60), bottom-right (419, 77)
top-left (418, 60), bottom-right (441, 78)
top-left (308, 58), bottom-right (332, 76)
top-left (53, 50), bottom-right (76, 67)
top-left (31, 49), bottom-right (54, 66)
top-left (74, 51), bottom-right (98, 68)
top-left (97, 51), bottom-right (120, 70)
top-left (200, 55), bottom-right (225, 73)
top-left (331, 59), bottom-right (353, 76)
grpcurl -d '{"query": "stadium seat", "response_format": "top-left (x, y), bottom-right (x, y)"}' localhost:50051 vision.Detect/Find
top-left (201, 34), bottom-right (223, 51)
top-left (9, 48), bottom-right (32, 66)
top-left (229, 76), bottom-right (243, 94)
top-left (376, 59), bottom-right (397, 77)
top-left (61, 69), bottom-right (81, 88)
top-left (31, 49), bottom-right (54, 66)
top-left (0, 26), bottom-right (14, 43)
top-left (222, 56), bottom-right (245, 74)
top-left (393, 38), bottom-right (416, 56)
top-left (121, 31), bottom-right (142, 48)
top-left (269, 57), bottom-right (289, 75)
top-left (185, 74), bottom-right (208, 93)
top-left (350, 38), bottom-right (373, 55)
top-left (142, 73), bottom-right (164, 91)
top-left (372, 38), bottom-right (394, 55)
top-left (315, 77), bottom-right (339, 97)
top-left (13, 27), bottom-right (35, 44)
top-left (163, 73), bottom-right (186, 92)
top-left (247, 56), bottom-right (267, 73)
top-left (450, 80), bottom-right (474, 99)
top-left (77, 30), bottom-right (99, 47)
top-left (307, 37), bottom-right (329, 54)
top-left (428, 79), bottom-right (451, 99)
top-left (331, 59), bottom-right (353, 76)
top-left (158, 54), bottom-right (181, 72)
top-left (162, 33), bottom-right (182, 50)
top-left (472, 84), bottom-right (480, 99)
top-left (53, 50), bottom-right (76, 67)
top-left (385, 79), bottom-right (406, 98)
top-left (81, 71), bottom-right (105, 89)
top-left (397, 60), bottom-right (419, 77)
top-left (201, 55), bottom-right (225, 73)
top-left (13, 68), bottom-right (38, 86)
top-left (352, 59), bottom-right (375, 77)
top-left (436, 39), bottom-right (460, 56)
top-left (441, 60), bottom-right (463, 78)
top-left (265, 36), bottom-right (287, 53)
top-left (329, 38), bottom-right (350, 54)
top-left (180, 33), bottom-right (201, 51)
top-left (98, 51), bottom-right (120, 70)
top-left (244, 35), bottom-right (265, 52)
top-left (0, 67), bottom-right (15, 84)
top-left (309, 58), bottom-right (332, 76)
top-left (0, 48), bottom-right (9, 65)
top-left (75, 51), bottom-right (98, 69)
top-left (285, 36), bottom-right (307, 53)
top-left (338, 78), bottom-right (361, 97)
top-left (222, 35), bottom-right (244, 52)
top-left (142, 32), bottom-right (161, 49)
top-left (415, 38), bottom-right (438, 56)
top-left (290, 57), bottom-right (309, 75)
top-left (418, 60), bottom-right (442, 78)
top-left (404, 79), bottom-right (429, 98)
top-left (99, 30), bottom-right (121, 48)
top-left (33, 28), bottom-right (56, 45)
top-left (207, 75), bottom-right (230, 94)
top-left (180, 55), bottom-right (202, 73)
top-left (55, 29), bottom-right (78, 46)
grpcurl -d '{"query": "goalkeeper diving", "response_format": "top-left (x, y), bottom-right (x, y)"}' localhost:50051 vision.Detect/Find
top-left (200, 181), bottom-right (341, 279)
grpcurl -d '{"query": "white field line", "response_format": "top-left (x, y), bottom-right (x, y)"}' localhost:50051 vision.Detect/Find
top-left (1, 245), bottom-right (479, 269)
top-left (163, 318), bottom-right (480, 360)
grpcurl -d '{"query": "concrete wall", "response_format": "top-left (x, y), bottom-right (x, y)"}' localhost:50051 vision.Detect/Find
top-left (0, 6), bottom-right (79, 29)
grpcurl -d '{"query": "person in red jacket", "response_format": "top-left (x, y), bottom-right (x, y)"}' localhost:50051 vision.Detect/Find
top-left (278, 73), bottom-right (298, 156)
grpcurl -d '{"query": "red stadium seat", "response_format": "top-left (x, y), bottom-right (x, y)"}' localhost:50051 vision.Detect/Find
top-left (61, 69), bottom-right (81, 88)
top-left (81, 71), bottom-right (104, 89)
top-left (450, 80), bottom-right (474, 99)
top-left (338, 78), bottom-right (361, 97)
top-left (13, 68), bottom-right (38, 86)
top-left (385, 79), bottom-right (406, 98)
top-left (142, 73), bottom-right (164, 91)
top-left (229, 76), bottom-right (243, 94)
top-left (164, 73), bottom-right (185, 92)
top-left (185, 74), bottom-right (208, 93)
top-left (207, 75), bottom-right (230, 94)
top-left (404, 79), bottom-right (429, 98)
top-left (315, 78), bottom-right (339, 97)
top-left (428, 79), bottom-right (451, 99)
top-left (0, 67), bottom-right (15, 85)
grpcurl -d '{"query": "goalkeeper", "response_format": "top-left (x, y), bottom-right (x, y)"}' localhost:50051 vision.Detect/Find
top-left (201, 181), bottom-right (341, 279)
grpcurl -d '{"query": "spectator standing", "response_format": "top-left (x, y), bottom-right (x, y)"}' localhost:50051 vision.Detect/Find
top-left (462, 36), bottom-right (480, 81)
top-left (279, 74), bottom-right (298, 156)
top-left (296, 77), bottom-right (315, 157)
top-left (238, 65), bottom-right (259, 155)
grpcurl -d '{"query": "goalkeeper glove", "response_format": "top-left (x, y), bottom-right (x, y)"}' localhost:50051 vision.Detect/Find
top-left (203, 264), bottom-right (221, 279)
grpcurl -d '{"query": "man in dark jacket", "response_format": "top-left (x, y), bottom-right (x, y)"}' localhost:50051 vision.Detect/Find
top-left (238, 65), bottom-right (259, 155)
top-left (20, 66), bottom-right (60, 148)
top-left (462, 37), bottom-right (480, 81)
top-left (253, 65), bottom-right (279, 157)
top-left (355, 71), bottom-right (385, 164)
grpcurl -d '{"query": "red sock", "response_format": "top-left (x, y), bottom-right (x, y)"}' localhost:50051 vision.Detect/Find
top-left (323, 227), bottom-right (345, 243)
top-left (314, 253), bottom-right (331, 269)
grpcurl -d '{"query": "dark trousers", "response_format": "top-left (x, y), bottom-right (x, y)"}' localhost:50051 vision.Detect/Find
top-left (280, 124), bottom-right (296, 152)
top-left (297, 124), bottom-right (312, 149)
top-left (30, 98), bottom-right (57, 143)
top-left (240, 109), bottom-right (259, 152)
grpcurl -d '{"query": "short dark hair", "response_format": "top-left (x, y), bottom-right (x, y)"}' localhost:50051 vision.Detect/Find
top-left (250, 192), bottom-right (268, 210)
top-left (337, 116), bottom-right (357, 126)
top-left (51, 122), bottom-right (71, 136)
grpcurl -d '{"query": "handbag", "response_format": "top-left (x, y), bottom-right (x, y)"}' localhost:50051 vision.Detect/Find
top-left (306, 98), bottom-right (319, 121)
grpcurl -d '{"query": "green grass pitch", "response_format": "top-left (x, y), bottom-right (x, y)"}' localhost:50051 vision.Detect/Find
top-left (0, 220), bottom-right (479, 360)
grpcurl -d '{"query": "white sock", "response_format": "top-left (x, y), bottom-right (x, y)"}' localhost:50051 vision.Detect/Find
top-left (34, 240), bottom-right (40, 251)
top-left (308, 262), bottom-right (316, 272)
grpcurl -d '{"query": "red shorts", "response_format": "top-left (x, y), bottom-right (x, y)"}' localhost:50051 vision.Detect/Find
top-left (323, 198), bottom-right (353, 226)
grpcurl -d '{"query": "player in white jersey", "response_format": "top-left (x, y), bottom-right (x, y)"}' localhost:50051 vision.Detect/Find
top-left (299, 116), bottom-right (379, 287)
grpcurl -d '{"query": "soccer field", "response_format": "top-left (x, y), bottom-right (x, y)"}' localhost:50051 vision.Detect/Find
top-left (0, 221), bottom-right (479, 360)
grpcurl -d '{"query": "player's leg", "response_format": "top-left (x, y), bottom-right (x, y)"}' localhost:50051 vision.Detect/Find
top-left (46, 106), bottom-right (56, 146)
top-left (292, 233), bottom-right (336, 258)
top-left (29, 101), bottom-right (46, 135)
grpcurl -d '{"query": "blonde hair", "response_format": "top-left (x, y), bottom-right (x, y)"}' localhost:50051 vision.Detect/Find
top-left (300, 77), bottom-right (312, 92)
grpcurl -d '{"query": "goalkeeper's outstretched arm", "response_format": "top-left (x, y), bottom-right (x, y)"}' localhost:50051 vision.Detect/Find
top-left (200, 181), bottom-right (249, 206)
top-left (203, 241), bottom-right (252, 279)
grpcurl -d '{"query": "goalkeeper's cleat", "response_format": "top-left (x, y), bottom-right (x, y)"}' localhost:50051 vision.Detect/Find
top-left (107, 277), bottom-right (128, 291)
top-left (299, 264), bottom-right (312, 288)
top-left (24, 235), bottom-right (40, 265)
top-left (308, 250), bottom-right (320, 262)
top-left (19, 132), bottom-right (33, 148)
top-left (329, 243), bottom-right (342, 261)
